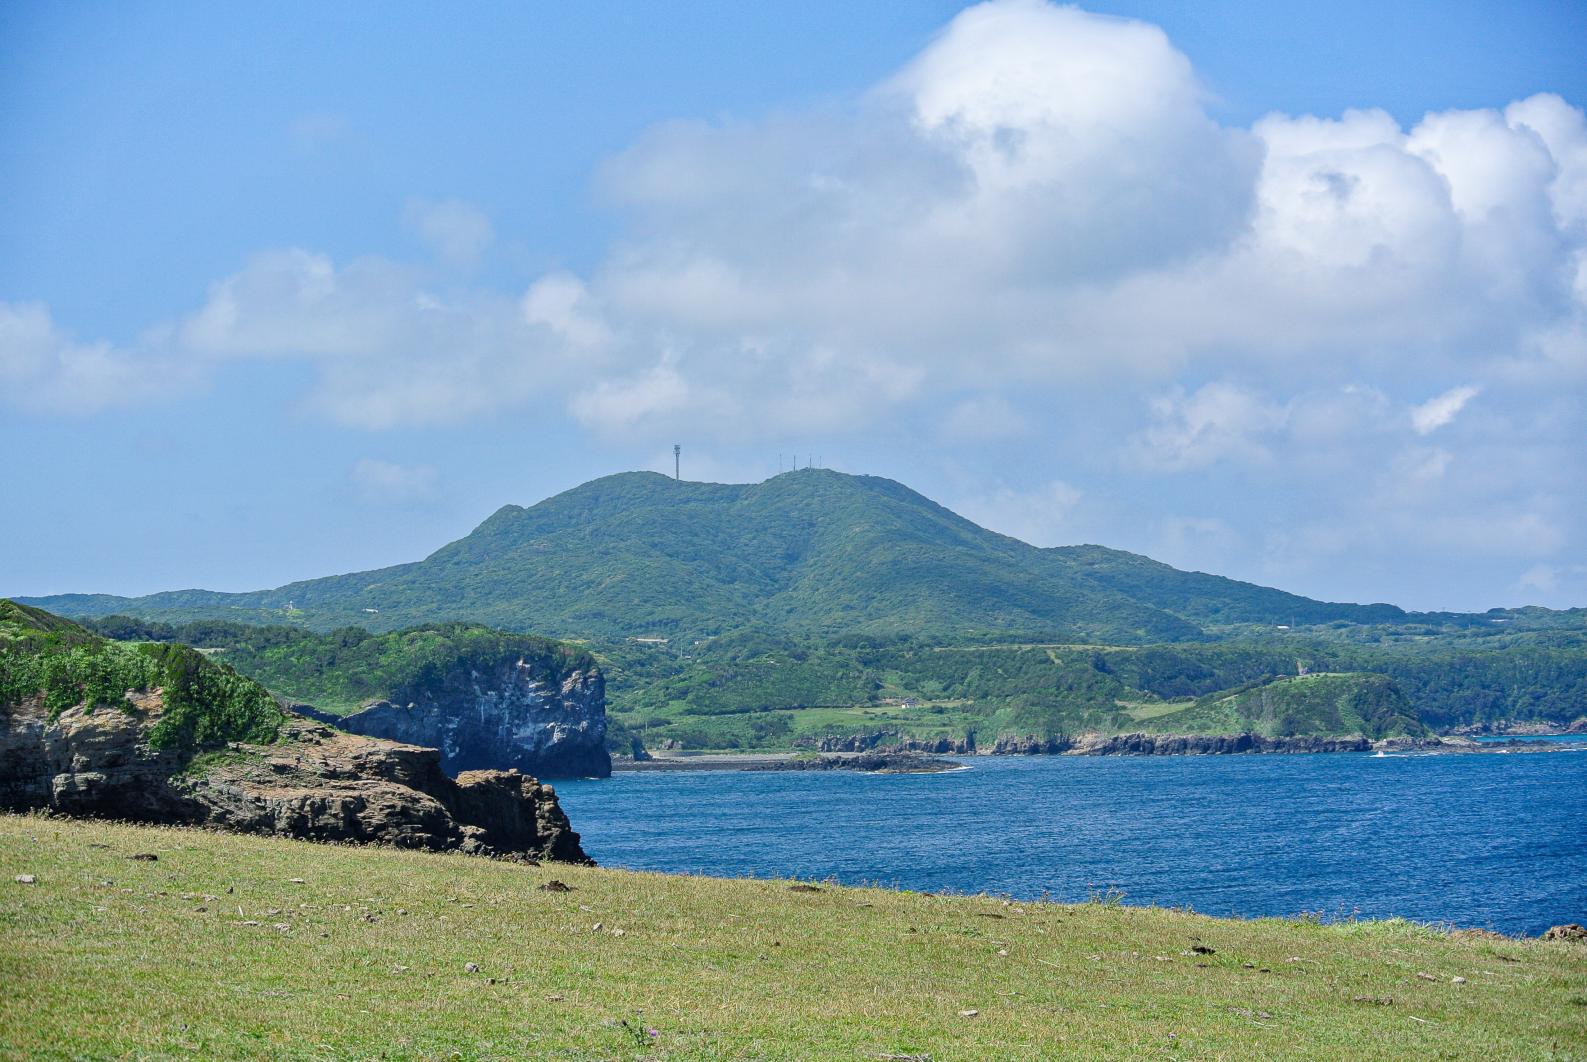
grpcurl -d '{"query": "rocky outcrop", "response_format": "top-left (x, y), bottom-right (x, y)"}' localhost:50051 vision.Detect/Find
top-left (304, 658), bottom-right (610, 779)
top-left (747, 752), bottom-right (960, 774)
top-left (1063, 732), bottom-right (1372, 755)
top-left (1448, 718), bottom-right (1587, 737)
top-left (813, 730), bottom-right (976, 754)
top-left (0, 694), bottom-right (589, 863)
top-left (990, 735), bottom-right (1073, 755)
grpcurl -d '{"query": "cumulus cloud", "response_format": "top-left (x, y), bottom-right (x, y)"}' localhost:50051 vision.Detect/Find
top-left (955, 479), bottom-right (1084, 547)
top-left (173, 249), bottom-right (589, 428)
top-left (1156, 516), bottom-right (1244, 574)
top-left (403, 198), bottom-right (494, 268)
top-left (350, 458), bottom-right (440, 505)
top-left (1518, 562), bottom-right (1587, 597)
top-left (10, 1), bottom-right (1586, 438)
top-left (0, 301), bottom-right (193, 413)
top-left (944, 395), bottom-right (1030, 440)
top-left (1126, 383), bottom-right (1287, 471)
top-left (1410, 385), bottom-right (1480, 434)
top-left (4, 0), bottom-right (1583, 604)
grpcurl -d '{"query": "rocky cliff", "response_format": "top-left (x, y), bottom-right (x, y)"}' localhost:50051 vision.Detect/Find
top-left (811, 730), bottom-right (976, 754)
top-left (1063, 732), bottom-right (1372, 755)
top-left (305, 654), bottom-right (610, 779)
top-left (74, 617), bottom-right (613, 780)
top-left (0, 601), bottom-right (588, 861)
top-left (812, 729), bottom-right (1375, 757)
top-left (0, 693), bottom-right (589, 862)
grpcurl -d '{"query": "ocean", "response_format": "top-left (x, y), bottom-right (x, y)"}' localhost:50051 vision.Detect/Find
top-left (558, 747), bottom-right (1587, 936)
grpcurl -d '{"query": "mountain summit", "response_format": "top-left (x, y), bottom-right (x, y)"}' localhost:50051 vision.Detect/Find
top-left (24, 469), bottom-right (1405, 642)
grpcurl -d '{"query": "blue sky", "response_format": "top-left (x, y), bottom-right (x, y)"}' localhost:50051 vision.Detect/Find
top-left (3, 0), bottom-right (1585, 611)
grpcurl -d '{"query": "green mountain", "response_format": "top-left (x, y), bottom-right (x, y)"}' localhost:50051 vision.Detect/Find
top-left (22, 469), bottom-right (1409, 643)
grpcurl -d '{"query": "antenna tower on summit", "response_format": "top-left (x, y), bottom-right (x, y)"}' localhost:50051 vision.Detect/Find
top-left (673, 444), bottom-right (681, 480)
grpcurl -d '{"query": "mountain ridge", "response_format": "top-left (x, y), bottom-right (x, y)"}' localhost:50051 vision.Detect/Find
top-left (16, 468), bottom-right (1457, 642)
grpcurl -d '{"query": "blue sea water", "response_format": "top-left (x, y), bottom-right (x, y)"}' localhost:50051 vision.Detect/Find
top-left (557, 749), bottom-right (1587, 936)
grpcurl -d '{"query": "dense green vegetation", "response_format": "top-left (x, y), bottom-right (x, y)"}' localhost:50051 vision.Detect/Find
top-left (81, 615), bottom-right (596, 715)
top-left (25, 469), bottom-right (1419, 643)
top-left (590, 626), bottom-right (1579, 750)
top-left (1146, 673), bottom-right (1419, 739)
top-left (6, 815), bottom-right (1584, 1060)
top-left (0, 600), bottom-right (281, 754)
top-left (23, 470), bottom-right (1585, 750)
top-left (73, 609), bottom-right (1587, 752)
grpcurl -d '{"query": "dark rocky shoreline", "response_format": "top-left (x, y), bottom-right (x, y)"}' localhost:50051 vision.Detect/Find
top-left (1, 696), bottom-right (591, 863)
top-left (618, 729), bottom-right (1586, 772)
top-left (744, 751), bottom-right (961, 774)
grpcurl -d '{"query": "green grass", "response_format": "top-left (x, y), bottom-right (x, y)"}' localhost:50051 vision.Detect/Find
top-left (3, 815), bottom-right (1583, 1060)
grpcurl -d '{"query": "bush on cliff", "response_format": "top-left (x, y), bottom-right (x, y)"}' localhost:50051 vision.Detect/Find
top-left (0, 600), bottom-right (282, 755)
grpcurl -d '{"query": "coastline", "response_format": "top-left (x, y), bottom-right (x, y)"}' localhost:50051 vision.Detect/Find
top-left (613, 750), bottom-right (963, 773)
top-left (613, 731), bottom-right (1587, 772)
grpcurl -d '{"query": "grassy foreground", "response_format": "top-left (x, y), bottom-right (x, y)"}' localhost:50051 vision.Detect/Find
top-left (2, 816), bottom-right (1583, 1061)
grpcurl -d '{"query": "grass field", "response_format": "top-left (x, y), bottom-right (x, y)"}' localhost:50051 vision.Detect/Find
top-left (2, 814), bottom-right (1584, 1060)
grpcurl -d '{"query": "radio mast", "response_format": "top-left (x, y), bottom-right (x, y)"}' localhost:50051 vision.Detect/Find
top-left (673, 444), bottom-right (681, 480)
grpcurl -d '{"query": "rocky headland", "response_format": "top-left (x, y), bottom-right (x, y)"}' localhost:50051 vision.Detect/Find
top-left (0, 695), bottom-right (589, 862)
top-left (74, 619), bottom-right (617, 781)
top-left (296, 654), bottom-right (610, 780)
top-left (0, 601), bottom-right (589, 862)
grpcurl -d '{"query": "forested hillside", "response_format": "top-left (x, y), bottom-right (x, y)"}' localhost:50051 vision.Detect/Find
top-left (82, 615), bottom-right (595, 716)
top-left (27, 470), bottom-right (1416, 643)
top-left (80, 614), bottom-right (1586, 752)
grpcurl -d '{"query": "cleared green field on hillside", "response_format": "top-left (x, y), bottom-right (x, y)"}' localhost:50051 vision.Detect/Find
top-left (3, 815), bottom-right (1583, 1060)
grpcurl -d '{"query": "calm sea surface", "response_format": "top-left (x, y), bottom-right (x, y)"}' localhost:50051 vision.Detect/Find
top-left (558, 748), bottom-right (1587, 936)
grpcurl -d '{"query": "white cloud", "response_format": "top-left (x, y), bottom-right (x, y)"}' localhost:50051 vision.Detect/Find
top-left (0, 301), bottom-right (192, 414)
top-left (1127, 382), bottom-right (1287, 471)
top-left (521, 272), bottom-right (611, 348)
top-left (14, 1), bottom-right (1587, 442)
top-left (1410, 385), bottom-right (1480, 434)
top-left (1517, 562), bottom-right (1587, 597)
top-left (955, 479), bottom-right (1083, 547)
top-left (1156, 516), bottom-right (1243, 573)
top-left (403, 198), bottom-right (494, 269)
top-left (174, 249), bottom-right (587, 429)
top-left (5, 1), bottom-right (1584, 605)
top-left (944, 395), bottom-right (1029, 440)
top-left (350, 459), bottom-right (440, 505)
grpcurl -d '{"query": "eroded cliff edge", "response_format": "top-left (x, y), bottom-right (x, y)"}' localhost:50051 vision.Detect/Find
top-left (76, 618), bottom-right (613, 780)
top-left (1, 694), bottom-right (589, 862)
top-left (310, 655), bottom-right (609, 779)
top-left (0, 602), bottom-right (589, 862)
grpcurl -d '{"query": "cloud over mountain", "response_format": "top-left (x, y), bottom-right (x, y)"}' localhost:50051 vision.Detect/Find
top-left (2, 0), bottom-right (1582, 607)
